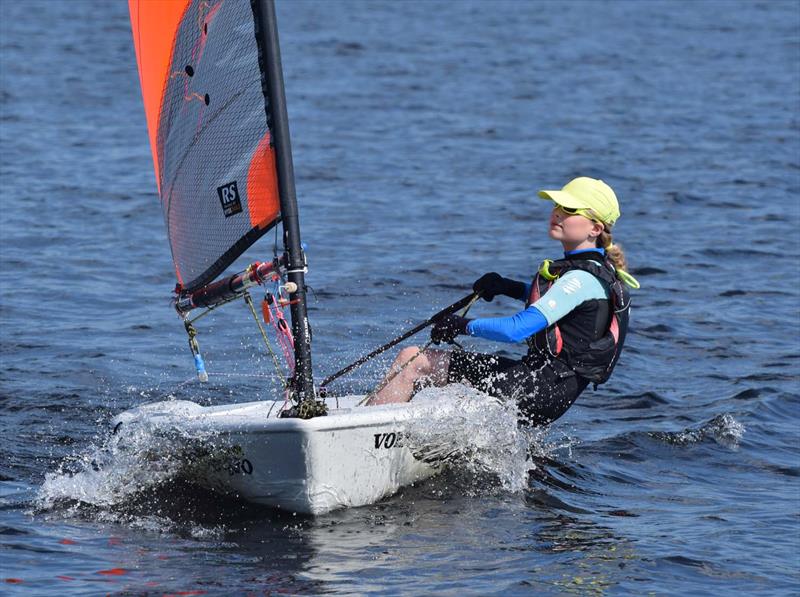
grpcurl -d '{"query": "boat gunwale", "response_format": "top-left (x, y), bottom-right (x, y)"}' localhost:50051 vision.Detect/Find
top-left (115, 397), bottom-right (463, 435)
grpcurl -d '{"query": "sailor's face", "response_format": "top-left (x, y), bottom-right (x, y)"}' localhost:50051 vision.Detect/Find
top-left (548, 206), bottom-right (596, 242)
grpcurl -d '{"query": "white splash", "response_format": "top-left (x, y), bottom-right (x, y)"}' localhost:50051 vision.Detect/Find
top-left (652, 413), bottom-right (746, 451)
top-left (704, 413), bottom-right (746, 449)
top-left (37, 414), bottom-right (225, 511)
top-left (403, 384), bottom-right (534, 493)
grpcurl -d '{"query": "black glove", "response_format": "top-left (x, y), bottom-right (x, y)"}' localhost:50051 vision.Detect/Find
top-left (472, 272), bottom-right (527, 302)
top-left (430, 315), bottom-right (471, 345)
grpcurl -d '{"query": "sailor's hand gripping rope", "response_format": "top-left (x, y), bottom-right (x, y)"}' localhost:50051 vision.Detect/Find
top-left (357, 293), bottom-right (480, 405)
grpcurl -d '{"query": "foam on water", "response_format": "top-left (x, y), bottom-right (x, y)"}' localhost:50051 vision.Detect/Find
top-left (649, 413), bottom-right (746, 450)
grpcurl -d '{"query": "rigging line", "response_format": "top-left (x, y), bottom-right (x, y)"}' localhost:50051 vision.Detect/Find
top-left (357, 340), bottom-right (433, 407)
top-left (458, 292), bottom-right (481, 317)
top-left (357, 293), bottom-right (481, 407)
top-left (269, 279), bottom-right (296, 361)
top-left (186, 292), bottom-right (242, 324)
top-left (151, 375), bottom-right (201, 401)
top-left (320, 292), bottom-right (480, 388)
top-left (243, 290), bottom-right (287, 387)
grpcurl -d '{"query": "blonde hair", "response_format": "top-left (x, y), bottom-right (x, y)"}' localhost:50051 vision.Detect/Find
top-left (597, 225), bottom-right (628, 272)
top-left (582, 208), bottom-right (629, 272)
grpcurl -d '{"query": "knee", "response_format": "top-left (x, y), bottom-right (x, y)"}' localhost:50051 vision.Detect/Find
top-left (395, 346), bottom-right (434, 378)
top-left (397, 346), bottom-right (421, 363)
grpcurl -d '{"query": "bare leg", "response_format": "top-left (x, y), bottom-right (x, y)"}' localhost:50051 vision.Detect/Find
top-left (366, 346), bottom-right (451, 405)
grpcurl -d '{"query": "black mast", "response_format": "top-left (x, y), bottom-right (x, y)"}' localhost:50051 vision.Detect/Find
top-left (252, 0), bottom-right (315, 406)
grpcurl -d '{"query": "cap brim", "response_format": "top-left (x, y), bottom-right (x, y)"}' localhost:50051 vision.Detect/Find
top-left (537, 189), bottom-right (590, 209)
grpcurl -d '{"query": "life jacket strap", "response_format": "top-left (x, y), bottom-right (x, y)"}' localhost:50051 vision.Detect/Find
top-left (609, 312), bottom-right (620, 344)
top-left (529, 274), bottom-right (563, 357)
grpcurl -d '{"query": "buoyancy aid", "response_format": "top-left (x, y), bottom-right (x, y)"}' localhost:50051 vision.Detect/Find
top-left (524, 251), bottom-right (631, 385)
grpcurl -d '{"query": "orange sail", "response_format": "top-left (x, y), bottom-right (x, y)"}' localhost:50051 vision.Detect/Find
top-left (129, 0), bottom-right (281, 292)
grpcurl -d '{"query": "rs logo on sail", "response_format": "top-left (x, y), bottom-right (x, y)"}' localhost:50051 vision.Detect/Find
top-left (217, 181), bottom-right (243, 217)
top-left (374, 432), bottom-right (404, 449)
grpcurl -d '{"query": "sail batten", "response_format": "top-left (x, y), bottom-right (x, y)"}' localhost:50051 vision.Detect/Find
top-left (130, 0), bottom-right (281, 292)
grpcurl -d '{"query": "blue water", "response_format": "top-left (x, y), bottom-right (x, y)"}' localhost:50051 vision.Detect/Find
top-left (2, 0), bottom-right (799, 594)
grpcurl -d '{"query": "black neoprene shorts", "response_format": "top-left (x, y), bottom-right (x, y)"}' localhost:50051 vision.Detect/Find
top-left (447, 351), bottom-right (589, 426)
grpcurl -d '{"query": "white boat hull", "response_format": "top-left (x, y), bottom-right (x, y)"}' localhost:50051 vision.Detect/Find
top-left (111, 396), bottom-right (453, 515)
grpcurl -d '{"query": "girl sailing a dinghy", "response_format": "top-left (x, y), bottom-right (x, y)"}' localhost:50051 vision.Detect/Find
top-left (366, 177), bottom-right (640, 426)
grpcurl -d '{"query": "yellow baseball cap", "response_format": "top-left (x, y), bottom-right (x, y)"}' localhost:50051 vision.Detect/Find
top-left (538, 177), bottom-right (620, 225)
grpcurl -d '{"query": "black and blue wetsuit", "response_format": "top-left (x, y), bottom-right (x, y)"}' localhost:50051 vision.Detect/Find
top-left (447, 248), bottom-right (629, 426)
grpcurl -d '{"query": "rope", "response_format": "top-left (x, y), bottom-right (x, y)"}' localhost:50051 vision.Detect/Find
top-left (358, 293), bottom-right (481, 406)
top-left (321, 292), bottom-right (480, 389)
top-left (186, 293), bottom-right (241, 325)
top-left (178, 262), bottom-right (294, 395)
top-left (243, 290), bottom-right (287, 387)
top-left (264, 282), bottom-right (295, 374)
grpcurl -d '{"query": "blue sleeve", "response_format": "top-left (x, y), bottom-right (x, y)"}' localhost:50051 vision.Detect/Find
top-left (466, 305), bottom-right (549, 343)
top-left (465, 270), bottom-right (609, 344)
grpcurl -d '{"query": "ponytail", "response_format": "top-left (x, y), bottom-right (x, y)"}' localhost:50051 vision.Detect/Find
top-left (583, 208), bottom-right (631, 274)
top-left (597, 225), bottom-right (628, 272)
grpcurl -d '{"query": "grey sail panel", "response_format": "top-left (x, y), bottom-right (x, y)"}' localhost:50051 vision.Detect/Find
top-left (131, 0), bottom-right (281, 292)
